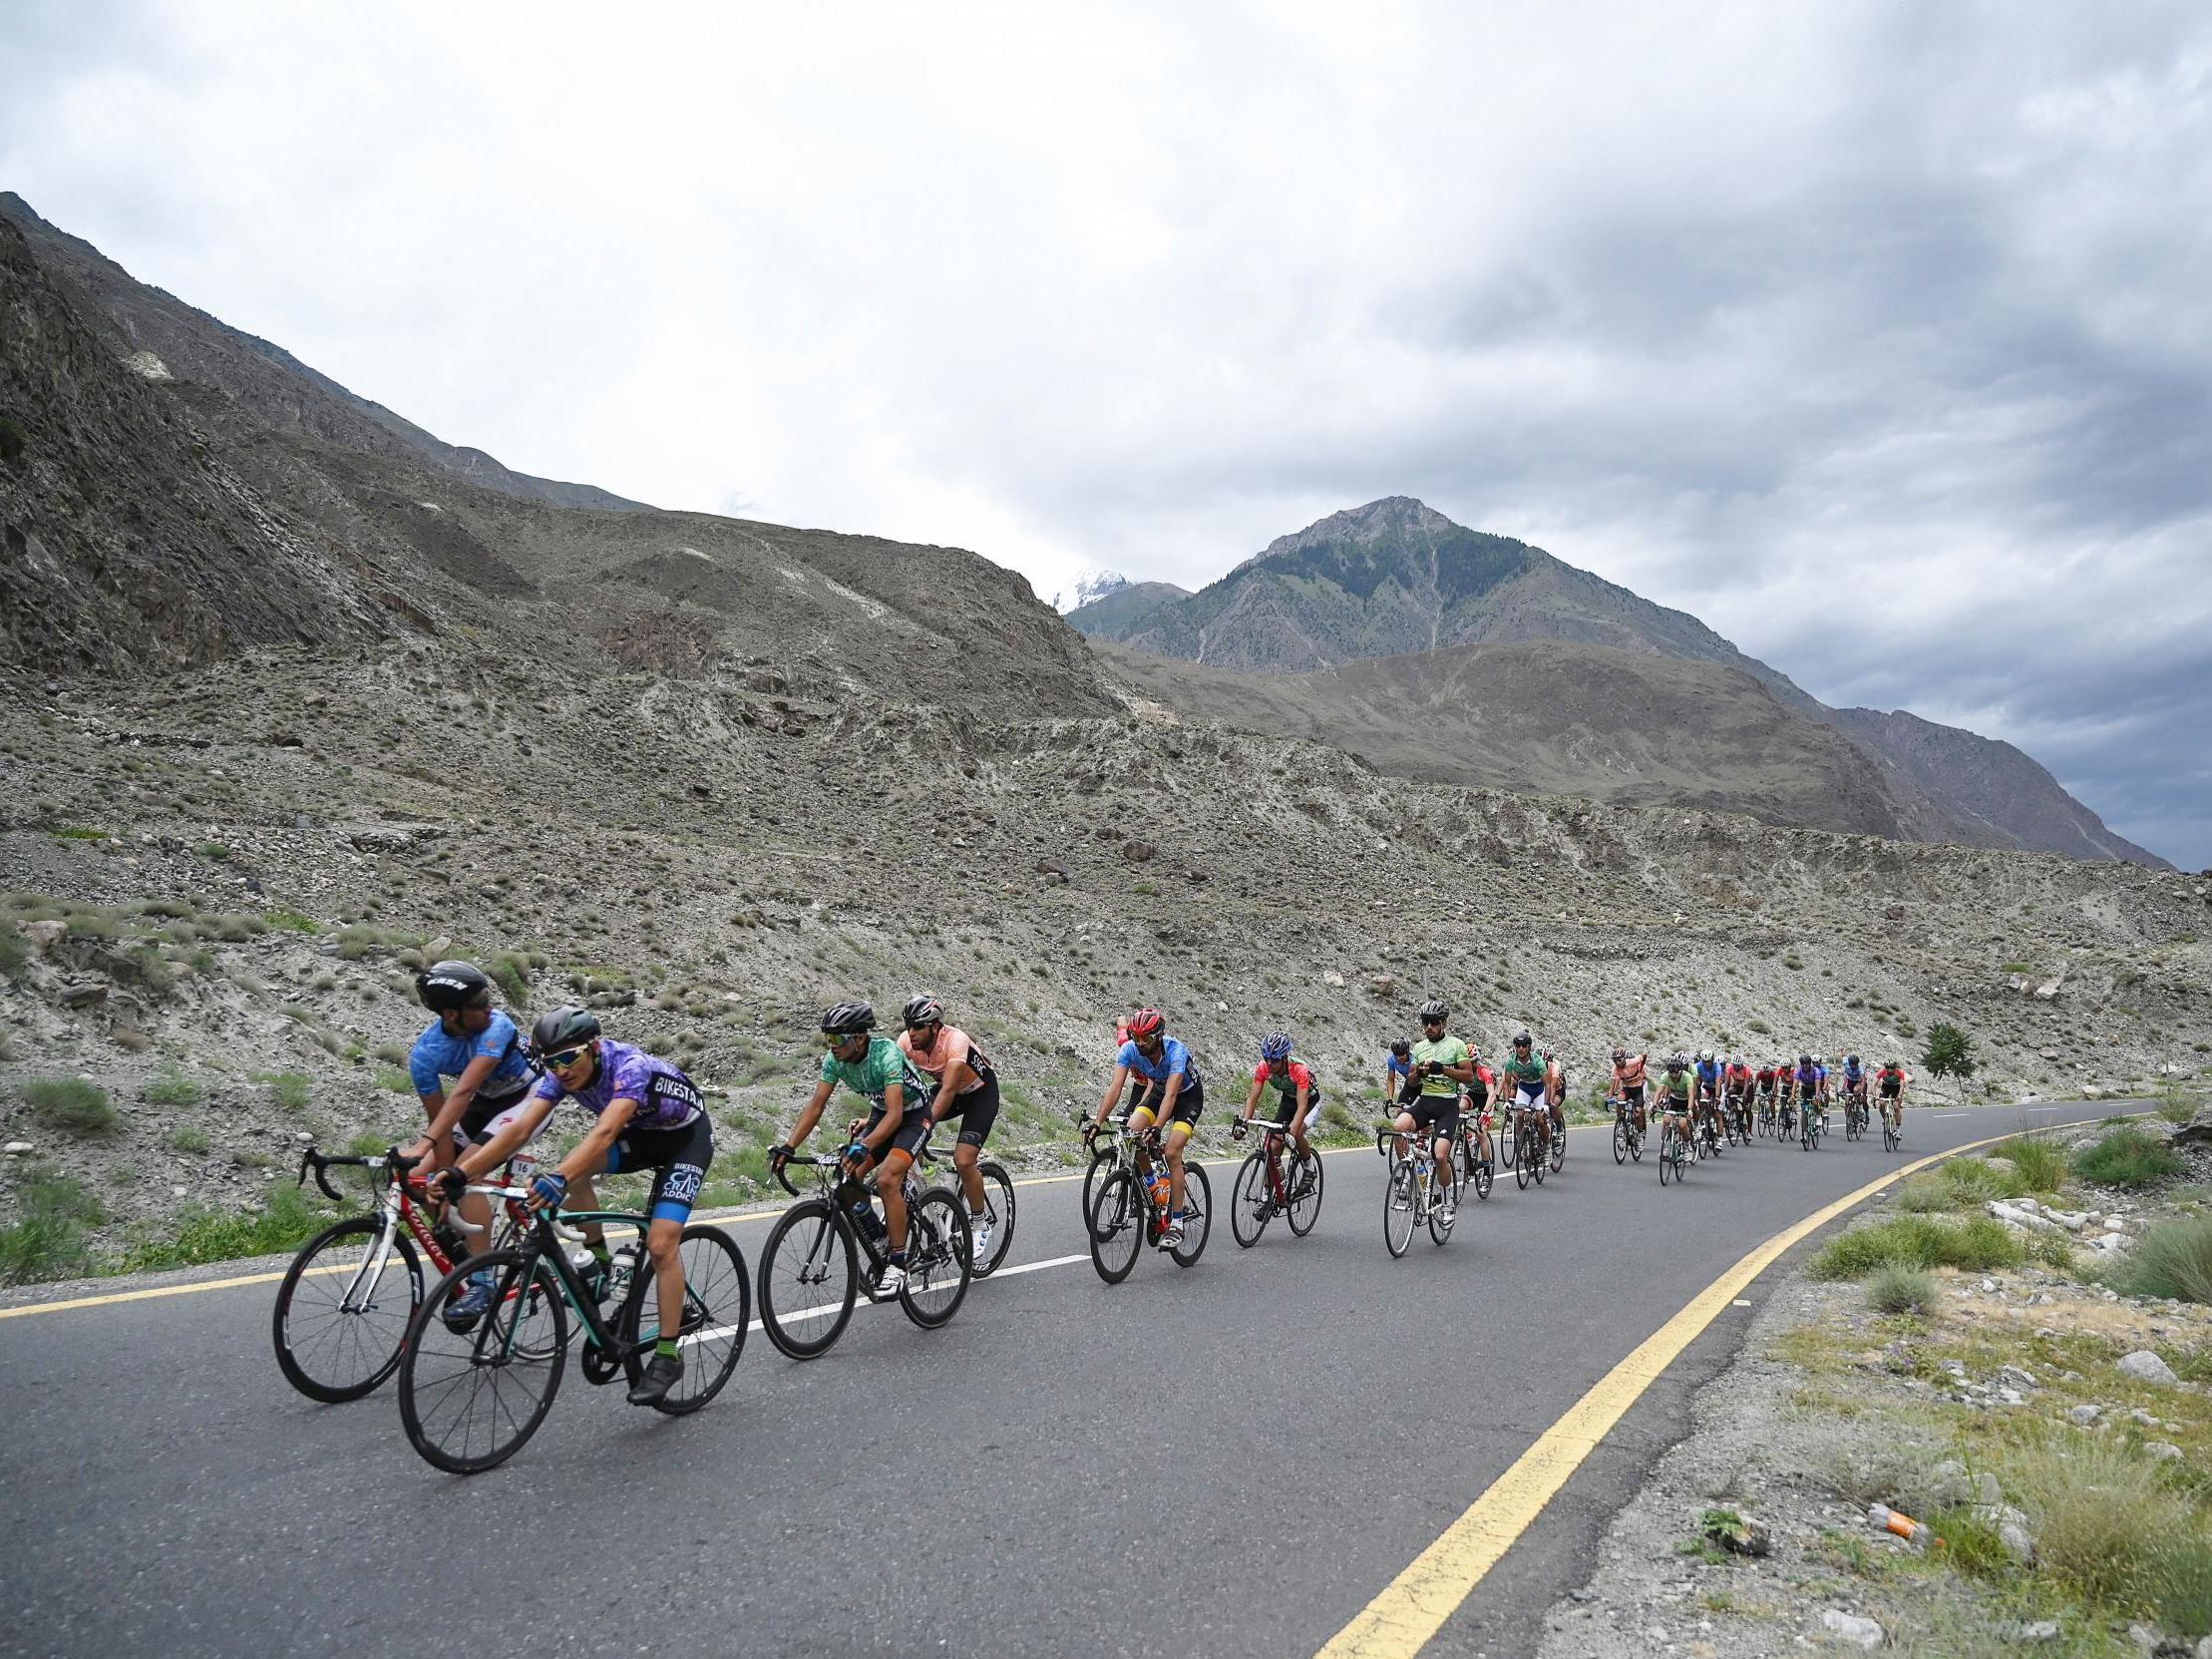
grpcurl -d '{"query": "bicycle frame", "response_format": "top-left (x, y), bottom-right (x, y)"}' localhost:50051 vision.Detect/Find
top-left (461, 1188), bottom-right (660, 1366)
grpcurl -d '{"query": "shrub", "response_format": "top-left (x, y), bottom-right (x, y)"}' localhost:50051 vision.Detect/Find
top-left (169, 1126), bottom-right (210, 1155)
top-left (2074, 1128), bottom-right (2184, 1190)
top-left (195, 841), bottom-right (229, 860)
top-left (1998, 1135), bottom-right (2068, 1193)
top-left (0, 929), bottom-right (27, 979)
top-left (51, 825), bottom-right (110, 841)
top-left (0, 1171), bottom-right (105, 1284)
top-left (143, 1070), bottom-right (204, 1107)
top-left (1811, 1214), bottom-right (2024, 1279)
top-left (1923, 1021), bottom-right (1976, 1078)
top-left (2006, 1432), bottom-right (2191, 1613)
top-left (2109, 1216), bottom-right (2212, 1305)
top-left (1941, 1156), bottom-right (2026, 1205)
top-left (116, 1181), bottom-right (330, 1272)
top-left (262, 908), bottom-right (320, 933)
top-left (251, 1070), bottom-right (312, 1112)
top-left (2158, 1533), bottom-right (2212, 1641)
top-left (489, 953), bottom-right (531, 1007)
top-left (21, 1077), bottom-right (118, 1132)
top-left (1866, 1263), bottom-right (1936, 1315)
top-left (1896, 1173), bottom-right (1957, 1212)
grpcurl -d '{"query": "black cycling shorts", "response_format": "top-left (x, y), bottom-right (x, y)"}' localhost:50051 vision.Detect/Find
top-left (603, 1114), bottom-right (715, 1224)
top-left (860, 1104), bottom-right (933, 1166)
top-left (935, 1074), bottom-right (1001, 1147)
top-left (1132, 1077), bottom-right (1204, 1128)
top-left (1402, 1095), bottom-right (1459, 1136)
top-left (456, 1084), bottom-right (536, 1148)
top-left (1621, 1082), bottom-right (1646, 1108)
top-left (1879, 1081), bottom-right (1902, 1098)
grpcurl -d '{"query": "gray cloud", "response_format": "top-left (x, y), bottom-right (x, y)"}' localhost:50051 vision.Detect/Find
top-left (2, 1), bottom-right (2206, 862)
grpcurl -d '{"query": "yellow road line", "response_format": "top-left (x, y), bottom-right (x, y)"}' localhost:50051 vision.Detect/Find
top-left (1312, 1116), bottom-right (2128, 1659)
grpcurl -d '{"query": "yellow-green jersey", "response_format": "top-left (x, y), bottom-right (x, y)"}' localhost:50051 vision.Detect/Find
top-left (1410, 1036), bottom-right (1470, 1096)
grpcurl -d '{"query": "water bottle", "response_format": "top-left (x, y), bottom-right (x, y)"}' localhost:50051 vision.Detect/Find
top-left (850, 1196), bottom-right (887, 1245)
top-left (567, 1244), bottom-right (597, 1277)
top-left (1145, 1164), bottom-right (1170, 1214)
top-left (607, 1242), bottom-right (640, 1297)
top-left (1867, 1504), bottom-right (1928, 1545)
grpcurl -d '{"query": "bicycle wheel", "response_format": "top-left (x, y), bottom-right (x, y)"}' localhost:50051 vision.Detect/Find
top-left (758, 1199), bottom-right (859, 1360)
top-left (1089, 1169), bottom-right (1144, 1284)
top-left (1383, 1163), bottom-right (1417, 1258)
top-left (971, 1160), bottom-right (1016, 1278)
top-left (272, 1214), bottom-right (423, 1404)
top-left (399, 1248), bottom-right (566, 1474)
top-left (616, 1224), bottom-right (749, 1415)
top-left (898, 1189), bottom-right (972, 1329)
top-left (1286, 1146), bottom-right (1324, 1236)
top-left (1427, 1174), bottom-right (1454, 1247)
top-left (1549, 1119), bottom-right (1565, 1174)
top-left (1170, 1163), bottom-right (1212, 1267)
top-left (1531, 1124), bottom-right (1548, 1186)
top-left (1612, 1120), bottom-right (1629, 1165)
top-left (1513, 1122), bottom-right (1534, 1190)
top-left (1469, 1130), bottom-right (1495, 1199)
top-left (1230, 1150), bottom-right (1271, 1248)
top-left (1658, 1125), bottom-right (1675, 1185)
top-left (1082, 1146), bottom-right (1117, 1226)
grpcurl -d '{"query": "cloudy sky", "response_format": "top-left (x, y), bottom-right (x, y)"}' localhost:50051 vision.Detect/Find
top-left (4, 2), bottom-right (2208, 864)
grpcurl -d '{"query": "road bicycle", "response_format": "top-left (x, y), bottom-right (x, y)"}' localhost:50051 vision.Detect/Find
top-left (274, 1144), bottom-right (536, 1404)
top-left (1844, 1090), bottom-right (1869, 1141)
top-left (1452, 1101), bottom-right (1497, 1199)
top-left (1776, 1095), bottom-right (1797, 1142)
top-left (1656, 1105), bottom-right (1691, 1186)
top-left (756, 1148), bottom-right (972, 1358)
top-left (1510, 1100), bottom-right (1550, 1190)
top-left (1726, 1090), bottom-right (1753, 1146)
top-left (1609, 1093), bottom-right (1644, 1164)
top-left (1086, 1117), bottom-right (1212, 1282)
top-left (1376, 1122), bottom-right (1453, 1256)
top-left (1228, 1115), bottom-right (1324, 1246)
top-left (1079, 1106), bottom-right (1133, 1221)
top-left (916, 1135), bottom-right (1016, 1278)
top-left (1693, 1094), bottom-right (1723, 1161)
top-left (1880, 1097), bottom-right (1903, 1153)
top-left (1800, 1092), bottom-right (1826, 1151)
top-left (1756, 1091), bottom-right (1777, 1138)
top-left (396, 1184), bottom-right (749, 1472)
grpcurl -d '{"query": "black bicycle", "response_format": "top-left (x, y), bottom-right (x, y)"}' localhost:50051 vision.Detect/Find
top-left (1452, 1101), bottom-right (1497, 1199)
top-left (917, 1136), bottom-right (1016, 1278)
top-left (757, 1151), bottom-right (971, 1359)
top-left (1086, 1117), bottom-right (1212, 1282)
top-left (396, 1184), bottom-right (749, 1472)
top-left (1609, 1094), bottom-right (1644, 1164)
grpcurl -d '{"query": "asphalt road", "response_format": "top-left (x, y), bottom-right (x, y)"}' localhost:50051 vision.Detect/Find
top-left (0, 1098), bottom-right (2130, 1659)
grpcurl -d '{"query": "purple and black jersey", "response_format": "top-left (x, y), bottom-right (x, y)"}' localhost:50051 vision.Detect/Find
top-left (529, 1038), bottom-right (702, 1129)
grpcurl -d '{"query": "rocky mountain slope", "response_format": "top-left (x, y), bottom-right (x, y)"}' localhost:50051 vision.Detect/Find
top-left (1069, 497), bottom-right (2169, 868)
top-left (1, 198), bottom-right (2205, 1263)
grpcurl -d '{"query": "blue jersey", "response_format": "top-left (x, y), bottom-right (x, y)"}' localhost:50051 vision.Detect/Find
top-left (529, 1038), bottom-right (702, 1130)
top-left (1695, 1058), bottom-right (1720, 1088)
top-left (1844, 1061), bottom-right (1864, 1083)
top-left (1385, 1052), bottom-right (1410, 1078)
top-left (1117, 1037), bottom-right (1201, 1092)
top-left (409, 1011), bottom-right (533, 1098)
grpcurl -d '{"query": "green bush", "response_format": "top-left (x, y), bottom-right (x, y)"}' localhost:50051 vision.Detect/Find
top-left (1896, 1173), bottom-right (1957, 1213)
top-left (116, 1181), bottom-right (330, 1273)
top-left (1941, 1156), bottom-right (2027, 1205)
top-left (1812, 1214), bottom-right (2025, 1280)
top-left (144, 1070), bottom-right (204, 1107)
top-left (2109, 1216), bottom-right (2212, 1305)
top-left (1923, 1021), bottom-right (1977, 1078)
top-left (1866, 1263), bottom-right (1936, 1315)
top-left (21, 1077), bottom-right (118, 1132)
top-left (168, 1126), bottom-right (210, 1155)
top-left (0, 929), bottom-right (27, 979)
top-left (488, 953), bottom-right (531, 1008)
top-left (262, 908), bottom-right (320, 933)
top-left (250, 1070), bottom-right (312, 1112)
top-left (2073, 1128), bottom-right (2184, 1190)
top-left (2158, 1532), bottom-right (2212, 1641)
top-left (1998, 1135), bottom-right (2068, 1193)
top-left (0, 1171), bottom-right (105, 1284)
top-left (2006, 1433), bottom-right (2193, 1616)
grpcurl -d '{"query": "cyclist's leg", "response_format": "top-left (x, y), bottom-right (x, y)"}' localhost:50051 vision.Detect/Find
top-left (947, 1077), bottom-right (999, 1216)
top-left (1163, 1118), bottom-right (1195, 1214)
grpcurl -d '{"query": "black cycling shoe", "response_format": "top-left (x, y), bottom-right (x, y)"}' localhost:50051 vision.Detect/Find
top-left (626, 1350), bottom-right (683, 1407)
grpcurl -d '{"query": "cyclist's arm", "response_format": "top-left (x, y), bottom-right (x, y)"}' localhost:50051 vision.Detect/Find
top-left (929, 1057), bottom-right (976, 1119)
top-left (1439, 1055), bottom-right (1474, 1085)
top-left (1093, 1063), bottom-right (1132, 1127)
top-left (1242, 1074), bottom-right (1264, 1119)
top-left (558, 1095), bottom-right (635, 1184)
top-left (409, 1051), bottom-right (504, 1156)
top-left (455, 1092), bottom-right (557, 1178)
top-left (787, 1076), bottom-right (838, 1149)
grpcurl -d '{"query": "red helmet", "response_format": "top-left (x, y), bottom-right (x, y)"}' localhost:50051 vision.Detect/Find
top-left (1126, 1007), bottom-right (1165, 1039)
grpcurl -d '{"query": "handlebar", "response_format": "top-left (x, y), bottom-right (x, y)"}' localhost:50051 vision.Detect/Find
top-left (296, 1145), bottom-right (424, 1202)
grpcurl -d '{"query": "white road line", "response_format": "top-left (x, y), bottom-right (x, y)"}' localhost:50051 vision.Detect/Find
top-left (691, 1252), bottom-right (1096, 1344)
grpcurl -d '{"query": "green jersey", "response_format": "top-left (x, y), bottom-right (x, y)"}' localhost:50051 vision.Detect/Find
top-left (821, 1037), bottom-right (931, 1115)
top-left (1657, 1066), bottom-right (1694, 1102)
top-left (1410, 1036), bottom-right (1470, 1096)
top-left (1500, 1051), bottom-right (1548, 1089)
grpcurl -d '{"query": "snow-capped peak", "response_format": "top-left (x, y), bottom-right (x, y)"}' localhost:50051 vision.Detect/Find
top-left (1049, 569), bottom-right (1130, 615)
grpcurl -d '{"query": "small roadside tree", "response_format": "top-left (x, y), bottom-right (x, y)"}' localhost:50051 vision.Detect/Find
top-left (1923, 1022), bottom-right (1977, 1080)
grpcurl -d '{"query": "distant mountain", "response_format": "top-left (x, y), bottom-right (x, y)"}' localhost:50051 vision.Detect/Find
top-left (1064, 579), bottom-right (1190, 637)
top-left (0, 192), bottom-right (648, 514)
top-left (1074, 497), bottom-right (2169, 868)
top-left (1048, 569), bottom-right (1129, 614)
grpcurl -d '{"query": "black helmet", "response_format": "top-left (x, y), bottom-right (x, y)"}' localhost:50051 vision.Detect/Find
top-left (1389, 1039), bottom-right (1411, 1058)
top-left (1418, 1000), bottom-right (1449, 1023)
top-left (1513, 1032), bottom-right (1533, 1047)
top-left (416, 959), bottom-right (492, 1013)
top-left (1799, 1053), bottom-right (1812, 1066)
top-left (1846, 1053), bottom-right (1860, 1066)
top-left (821, 1002), bottom-right (875, 1036)
top-left (901, 995), bottom-right (943, 1030)
top-left (531, 1006), bottom-right (600, 1056)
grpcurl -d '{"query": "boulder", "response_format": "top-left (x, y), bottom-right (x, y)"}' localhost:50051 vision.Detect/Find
top-left (1820, 1610), bottom-right (1884, 1649)
top-left (2117, 1350), bottom-right (2180, 1387)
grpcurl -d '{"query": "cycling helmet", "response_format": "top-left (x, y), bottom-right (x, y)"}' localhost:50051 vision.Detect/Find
top-left (1612, 1047), bottom-right (1627, 1063)
top-left (1258, 1032), bottom-right (1293, 1062)
top-left (1513, 1032), bottom-right (1532, 1046)
top-left (531, 1006), bottom-right (600, 1056)
top-left (1389, 1038), bottom-right (1411, 1058)
top-left (416, 959), bottom-right (492, 1013)
top-left (1799, 1053), bottom-right (1812, 1066)
top-left (1667, 1052), bottom-right (1688, 1070)
top-left (1418, 1000), bottom-right (1449, 1023)
top-left (901, 995), bottom-right (944, 1030)
top-left (821, 1002), bottom-right (876, 1036)
top-left (1846, 1053), bottom-right (1860, 1066)
top-left (1126, 1007), bottom-right (1165, 1039)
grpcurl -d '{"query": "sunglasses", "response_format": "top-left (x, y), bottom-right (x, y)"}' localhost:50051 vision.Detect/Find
top-left (544, 1045), bottom-right (590, 1070)
top-left (823, 1032), bottom-right (863, 1048)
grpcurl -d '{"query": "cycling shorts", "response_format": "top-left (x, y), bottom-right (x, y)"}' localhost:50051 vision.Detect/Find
top-left (1620, 1081), bottom-right (1645, 1107)
top-left (455, 1083), bottom-right (538, 1149)
top-left (603, 1115), bottom-right (714, 1225)
top-left (859, 1104), bottom-right (933, 1167)
top-left (1264, 1084), bottom-right (1322, 1131)
top-left (1510, 1080), bottom-right (1547, 1109)
top-left (1131, 1077), bottom-right (1204, 1130)
top-left (934, 1073), bottom-right (1001, 1147)
top-left (1401, 1095), bottom-right (1459, 1136)
top-left (1879, 1082), bottom-right (1902, 1099)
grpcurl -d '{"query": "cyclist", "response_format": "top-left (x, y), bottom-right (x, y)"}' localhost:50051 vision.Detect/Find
top-left (1841, 1053), bottom-right (1869, 1128)
top-left (1692, 1050), bottom-right (1723, 1147)
top-left (1239, 1032), bottom-right (1322, 1172)
top-left (1725, 1055), bottom-right (1754, 1137)
top-left (897, 995), bottom-right (1000, 1265)
top-left (1462, 1040), bottom-right (1496, 1165)
top-left (1792, 1052), bottom-right (1824, 1134)
top-left (398, 961), bottom-right (541, 1313)
top-left (1499, 1033), bottom-right (1552, 1164)
top-left (1655, 1052), bottom-right (1696, 1156)
top-left (1876, 1056), bottom-right (1910, 1134)
top-left (448, 1007), bottom-right (713, 1408)
top-left (1611, 1047), bottom-right (1649, 1135)
top-left (1544, 1046), bottom-right (1568, 1138)
top-left (1754, 1058), bottom-right (1779, 1126)
top-left (1088, 1008), bottom-right (1204, 1247)
top-left (1813, 1053), bottom-right (1832, 1111)
top-left (777, 1002), bottom-right (935, 1298)
top-left (1394, 1000), bottom-right (1470, 1220)
top-left (1383, 1039), bottom-right (1413, 1103)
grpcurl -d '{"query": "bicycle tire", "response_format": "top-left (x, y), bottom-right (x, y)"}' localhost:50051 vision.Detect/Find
top-left (1612, 1120), bottom-right (1629, 1166)
top-left (898, 1189), bottom-right (971, 1329)
top-left (1286, 1146), bottom-right (1324, 1237)
top-left (273, 1214), bottom-right (423, 1404)
top-left (1427, 1176), bottom-right (1454, 1247)
top-left (1089, 1169), bottom-right (1144, 1284)
top-left (398, 1248), bottom-right (566, 1474)
top-left (1383, 1163), bottom-right (1417, 1258)
top-left (1170, 1163), bottom-right (1212, 1267)
top-left (1230, 1150), bottom-right (1270, 1248)
top-left (1513, 1122), bottom-right (1534, 1190)
top-left (1550, 1117), bottom-right (1565, 1174)
top-left (1082, 1146), bottom-right (1117, 1226)
top-left (1531, 1124), bottom-right (1547, 1186)
top-left (617, 1223), bottom-right (749, 1415)
top-left (1658, 1125), bottom-right (1674, 1185)
top-left (758, 1198), bottom-right (859, 1360)
top-left (971, 1160), bottom-right (1016, 1278)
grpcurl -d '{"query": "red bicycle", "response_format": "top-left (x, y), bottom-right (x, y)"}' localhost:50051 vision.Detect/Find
top-left (1228, 1115), bottom-right (1324, 1246)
